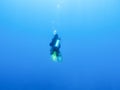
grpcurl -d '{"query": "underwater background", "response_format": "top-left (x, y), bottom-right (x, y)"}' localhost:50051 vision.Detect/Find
top-left (0, 0), bottom-right (120, 90)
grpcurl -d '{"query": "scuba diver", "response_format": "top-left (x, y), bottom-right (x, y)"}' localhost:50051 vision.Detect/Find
top-left (49, 30), bottom-right (62, 62)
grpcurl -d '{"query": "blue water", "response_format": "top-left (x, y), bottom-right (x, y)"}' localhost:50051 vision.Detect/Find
top-left (0, 0), bottom-right (120, 90)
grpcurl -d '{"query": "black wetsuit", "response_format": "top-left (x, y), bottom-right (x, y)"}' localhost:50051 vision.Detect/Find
top-left (49, 34), bottom-right (61, 56)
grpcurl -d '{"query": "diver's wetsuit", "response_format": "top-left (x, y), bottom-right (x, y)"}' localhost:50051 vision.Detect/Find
top-left (49, 34), bottom-right (61, 56)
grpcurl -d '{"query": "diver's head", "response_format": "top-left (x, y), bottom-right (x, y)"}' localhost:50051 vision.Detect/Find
top-left (53, 30), bottom-right (57, 35)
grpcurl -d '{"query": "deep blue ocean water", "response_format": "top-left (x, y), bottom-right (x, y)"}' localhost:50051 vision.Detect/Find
top-left (0, 0), bottom-right (120, 90)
